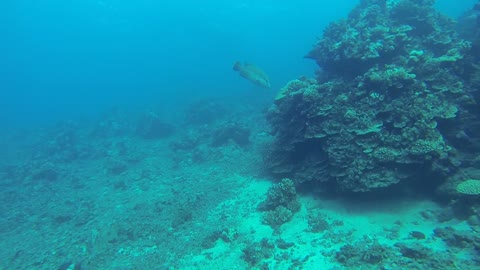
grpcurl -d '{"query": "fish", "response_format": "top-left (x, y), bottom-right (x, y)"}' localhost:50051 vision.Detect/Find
top-left (233, 61), bottom-right (271, 88)
top-left (57, 262), bottom-right (82, 270)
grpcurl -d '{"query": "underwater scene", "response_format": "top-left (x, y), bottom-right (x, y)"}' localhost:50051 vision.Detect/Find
top-left (2, 0), bottom-right (480, 269)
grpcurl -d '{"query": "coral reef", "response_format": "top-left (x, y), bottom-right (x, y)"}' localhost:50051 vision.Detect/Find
top-left (307, 210), bottom-right (330, 233)
top-left (335, 239), bottom-right (391, 266)
top-left (5, 2), bottom-right (480, 269)
top-left (241, 238), bottom-right (275, 267)
top-left (434, 226), bottom-right (480, 248)
top-left (334, 236), bottom-right (465, 269)
top-left (258, 178), bottom-right (300, 229)
top-left (267, 0), bottom-right (480, 193)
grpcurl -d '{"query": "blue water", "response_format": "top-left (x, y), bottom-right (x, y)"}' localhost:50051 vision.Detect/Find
top-left (1, 0), bottom-right (474, 128)
top-left (1, 1), bottom-right (480, 269)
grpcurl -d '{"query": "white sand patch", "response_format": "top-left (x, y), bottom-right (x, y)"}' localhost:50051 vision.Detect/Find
top-left (180, 177), bottom-right (472, 269)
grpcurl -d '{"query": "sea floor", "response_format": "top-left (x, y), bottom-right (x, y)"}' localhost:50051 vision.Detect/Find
top-left (0, 109), bottom-right (478, 270)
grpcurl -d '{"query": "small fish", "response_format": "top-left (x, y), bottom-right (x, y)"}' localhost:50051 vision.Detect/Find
top-left (410, 231), bottom-right (426, 240)
top-left (233, 61), bottom-right (271, 88)
top-left (58, 262), bottom-right (82, 270)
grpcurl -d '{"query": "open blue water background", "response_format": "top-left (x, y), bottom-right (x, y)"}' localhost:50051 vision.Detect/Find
top-left (0, 0), bottom-right (476, 128)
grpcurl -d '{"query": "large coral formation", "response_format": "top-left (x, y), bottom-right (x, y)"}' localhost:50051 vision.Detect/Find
top-left (267, 0), bottom-right (480, 192)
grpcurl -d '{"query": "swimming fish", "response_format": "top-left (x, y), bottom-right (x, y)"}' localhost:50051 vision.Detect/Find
top-left (233, 61), bottom-right (271, 88)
